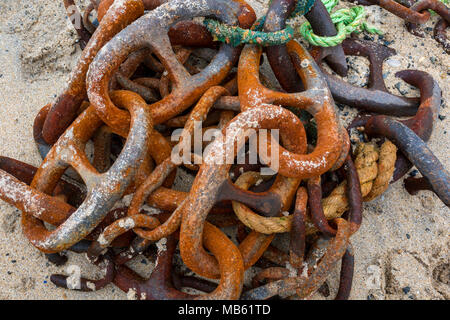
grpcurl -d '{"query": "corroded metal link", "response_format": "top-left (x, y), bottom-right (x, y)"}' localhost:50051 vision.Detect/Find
top-left (308, 154), bottom-right (362, 237)
top-left (335, 244), bottom-right (355, 300)
top-left (63, 0), bottom-right (92, 48)
top-left (263, 0), bottom-right (304, 93)
top-left (433, 19), bottom-right (449, 53)
top-left (289, 187), bottom-right (308, 269)
top-left (238, 41), bottom-right (343, 178)
top-left (348, 69), bottom-right (442, 183)
top-left (0, 156), bottom-right (85, 209)
top-left (365, 118), bottom-right (450, 206)
top-left (0, 158), bottom-right (134, 248)
top-left (0, 168), bottom-right (74, 228)
top-left (87, 0), bottom-right (256, 138)
top-left (352, 0), bottom-right (449, 51)
top-left (359, 0), bottom-right (430, 23)
top-left (97, 0), bottom-right (169, 21)
top-left (23, 91), bottom-right (152, 253)
top-left (303, 0), bottom-right (348, 76)
top-left (352, 70), bottom-right (442, 183)
top-left (241, 218), bottom-right (350, 299)
top-left (307, 176), bottom-right (337, 237)
top-left (263, 0), bottom-right (347, 94)
top-left (113, 226), bottom-right (244, 299)
top-left (311, 38), bottom-right (420, 116)
top-left (180, 105), bottom-right (315, 279)
top-left (42, 0), bottom-right (145, 144)
top-left (361, 71), bottom-right (448, 205)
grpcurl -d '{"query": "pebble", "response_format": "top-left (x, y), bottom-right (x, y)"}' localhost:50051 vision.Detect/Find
top-left (409, 169), bottom-right (419, 177)
top-left (386, 59), bottom-right (401, 68)
top-left (394, 82), bottom-right (408, 95)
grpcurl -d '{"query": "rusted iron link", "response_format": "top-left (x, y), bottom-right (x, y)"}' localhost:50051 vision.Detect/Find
top-left (309, 154), bottom-right (362, 237)
top-left (304, 0), bottom-right (348, 76)
top-left (238, 41), bottom-right (345, 177)
top-left (311, 38), bottom-right (420, 116)
top-left (351, 69), bottom-right (442, 183)
top-left (0, 157), bottom-right (134, 251)
top-left (360, 70), bottom-right (449, 205)
top-left (404, 176), bottom-right (434, 195)
top-left (365, 117), bottom-right (450, 206)
top-left (63, 0), bottom-right (92, 49)
top-left (0, 156), bottom-right (85, 208)
top-left (23, 90), bottom-right (153, 253)
top-left (433, 19), bottom-right (449, 53)
top-left (335, 244), bottom-right (355, 300)
top-left (87, 0), bottom-right (256, 138)
top-left (406, 0), bottom-right (450, 52)
top-left (97, 0), bottom-right (169, 21)
top-left (241, 218), bottom-right (350, 300)
top-left (42, 0), bottom-right (145, 145)
top-left (348, 69), bottom-right (442, 185)
top-left (354, 0), bottom-right (431, 24)
top-left (180, 95), bottom-right (338, 279)
top-left (113, 227), bottom-right (244, 299)
top-left (350, 0), bottom-right (449, 51)
top-left (263, 0), bottom-right (347, 94)
top-left (289, 187), bottom-right (308, 269)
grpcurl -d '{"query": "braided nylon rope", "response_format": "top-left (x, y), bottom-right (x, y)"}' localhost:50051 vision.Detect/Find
top-left (299, 0), bottom-right (382, 47)
top-left (202, 20), bottom-right (295, 46)
top-left (204, 0), bottom-right (381, 47)
top-left (203, 0), bottom-right (315, 46)
top-left (232, 140), bottom-right (397, 235)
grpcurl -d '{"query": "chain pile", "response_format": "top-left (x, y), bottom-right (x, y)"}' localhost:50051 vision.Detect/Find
top-left (0, 0), bottom-right (448, 300)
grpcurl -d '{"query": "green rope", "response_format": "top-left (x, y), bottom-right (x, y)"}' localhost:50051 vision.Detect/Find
top-left (299, 0), bottom-right (382, 47)
top-left (204, 0), bottom-right (381, 47)
top-left (204, 0), bottom-right (316, 47)
top-left (203, 20), bottom-right (294, 47)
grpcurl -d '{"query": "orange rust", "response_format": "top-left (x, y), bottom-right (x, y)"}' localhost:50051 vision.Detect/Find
top-left (238, 41), bottom-right (344, 179)
top-left (87, 0), bottom-right (256, 137)
top-left (42, 0), bottom-right (145, 144)
top-left (25, 91), bottom-right (153, 253)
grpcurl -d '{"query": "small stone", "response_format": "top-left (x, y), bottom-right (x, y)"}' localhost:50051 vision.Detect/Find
top-left (402, 286), bottom-right (410, 294)
top-left (438, 115), bottom-right (446, 121)
top-left (394, 82), bottom-right (408, 95)
top-left (406, 234), bottom-right (410, 239)
top-left (387, 59), bottom-right (401, 68)
top-left (409, 169), bottom-right (419, 177)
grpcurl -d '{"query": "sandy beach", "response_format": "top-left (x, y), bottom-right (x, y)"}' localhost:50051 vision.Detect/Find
top-left (0, 0), bottom-right (448, 300)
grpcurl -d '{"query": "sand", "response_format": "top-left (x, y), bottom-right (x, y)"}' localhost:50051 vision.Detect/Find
top-left (0, 0), bottom-right (448, 300)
